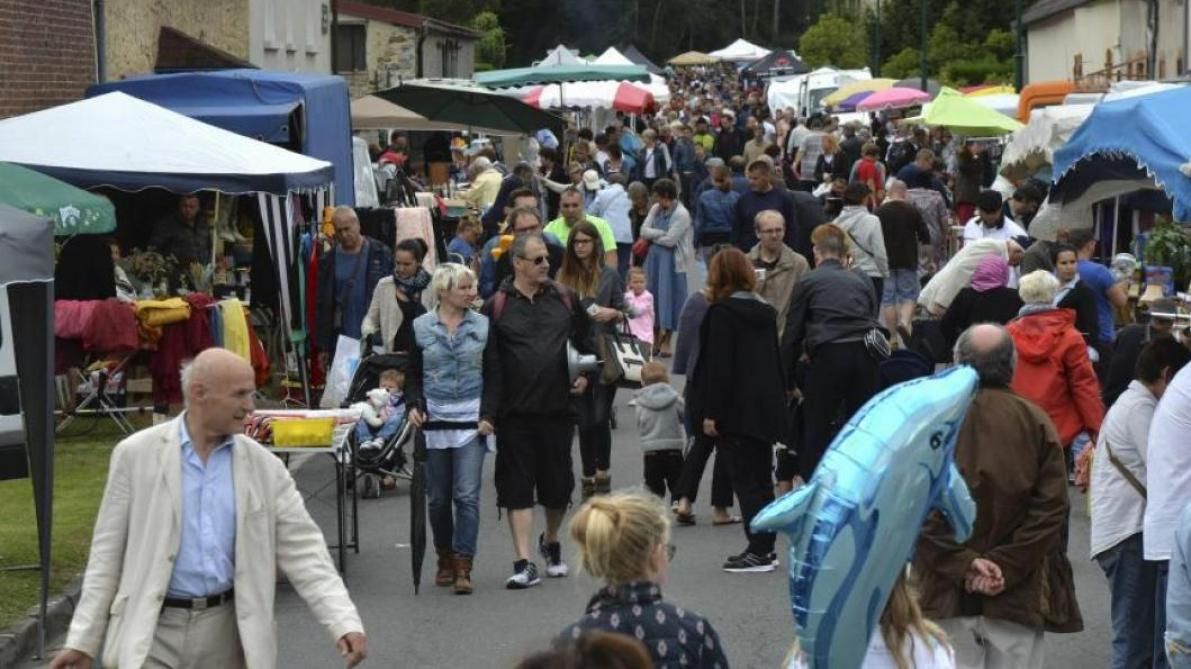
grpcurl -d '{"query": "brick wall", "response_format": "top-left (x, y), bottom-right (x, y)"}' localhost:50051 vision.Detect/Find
top-left (0, 0), bottom-right (97, 119)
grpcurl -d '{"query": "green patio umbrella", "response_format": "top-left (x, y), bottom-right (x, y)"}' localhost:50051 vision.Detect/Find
top-left (375, 80), bottom-right (565, 135)
top-left (0, 162), bottom-right (116, 235)
top-left (902, 88), bottom-right (1024, 137)
top-left (474, 64), bottom-right (651, 89)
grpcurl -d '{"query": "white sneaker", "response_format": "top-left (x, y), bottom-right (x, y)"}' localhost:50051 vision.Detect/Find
top-left (505, 561), bottom-right (541, 589)
top-left (538, 534), bottom-right (569, 577)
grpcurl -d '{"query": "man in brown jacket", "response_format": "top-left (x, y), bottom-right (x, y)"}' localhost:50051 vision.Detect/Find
top-left (914, 323), bottom-right (1072, 669)
top-left (747, 209), bottom-right (810, 338)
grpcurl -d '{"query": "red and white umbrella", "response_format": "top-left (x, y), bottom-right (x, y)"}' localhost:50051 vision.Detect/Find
top-left (856, 87), bottom-right (932, 112)
top-left (523, 80), bottom-right (656, 114)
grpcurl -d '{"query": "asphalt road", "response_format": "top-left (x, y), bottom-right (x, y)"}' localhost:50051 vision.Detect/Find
top-left (269, 390), bottom-right (1110, 669)
top-left (24, 391), bottom-right (1110, 669)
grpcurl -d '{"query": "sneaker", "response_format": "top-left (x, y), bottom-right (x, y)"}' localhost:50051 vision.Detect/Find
top-left (538, 534), bottom-right (569, 577)
top-left (768, 552), bottom-right (780, 567)
top-left (505, 560), bottom-right (541, 589)
top-left (723, 551), bottom-right (777, 573)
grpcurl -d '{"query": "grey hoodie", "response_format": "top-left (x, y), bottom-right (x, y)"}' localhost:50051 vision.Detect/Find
top-left (634, 383), bottom-right (687, 452)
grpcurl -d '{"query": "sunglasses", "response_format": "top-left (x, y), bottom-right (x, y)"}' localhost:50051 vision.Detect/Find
top-left (518, 254), bottom-right (549, 265)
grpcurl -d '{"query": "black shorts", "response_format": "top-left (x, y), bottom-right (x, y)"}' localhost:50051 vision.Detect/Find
top-left (495, 415), bottom-right (575, 510)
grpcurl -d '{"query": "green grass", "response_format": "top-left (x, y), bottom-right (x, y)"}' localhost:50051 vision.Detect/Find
top-left (0, 417), bottom-right (150, 630)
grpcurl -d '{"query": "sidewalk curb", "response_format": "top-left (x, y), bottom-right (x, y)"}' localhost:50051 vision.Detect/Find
top-left (0, 576), bottom-right (83, 669)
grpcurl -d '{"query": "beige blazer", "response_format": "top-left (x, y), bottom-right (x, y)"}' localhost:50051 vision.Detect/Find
top-left (64, 418), bottom-right (363, 668)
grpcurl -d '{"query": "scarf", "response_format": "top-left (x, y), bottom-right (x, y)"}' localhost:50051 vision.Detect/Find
top-left (970, 254), bottom-right (1009, 293)
top-left (393, 266), bottom-right (431, 300)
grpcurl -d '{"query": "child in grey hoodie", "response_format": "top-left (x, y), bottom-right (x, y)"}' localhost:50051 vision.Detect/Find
top-left (634, 361), bottom-right (686, 502)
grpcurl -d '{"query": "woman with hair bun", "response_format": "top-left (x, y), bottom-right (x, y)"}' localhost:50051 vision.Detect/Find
top-left (560, 491), bottom-right (730, 668)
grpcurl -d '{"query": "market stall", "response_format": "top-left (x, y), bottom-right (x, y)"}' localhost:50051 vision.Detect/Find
top-left (0, 92), bottom-right (335, 405)
top-left (1048, 86), bottom-right (1191, 236)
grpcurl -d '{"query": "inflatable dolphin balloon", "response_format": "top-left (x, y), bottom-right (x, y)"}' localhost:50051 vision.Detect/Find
top-left (752, 365), bottom-right (979, 669)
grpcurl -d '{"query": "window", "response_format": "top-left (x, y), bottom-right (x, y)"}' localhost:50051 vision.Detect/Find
top-left (335, 24), bottom-right (366, 72)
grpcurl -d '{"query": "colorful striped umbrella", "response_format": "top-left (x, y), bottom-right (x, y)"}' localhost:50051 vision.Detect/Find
top-left (856, 87), bottom-right (931, 112)
top-left (822, 78), bottom-right (897, 108)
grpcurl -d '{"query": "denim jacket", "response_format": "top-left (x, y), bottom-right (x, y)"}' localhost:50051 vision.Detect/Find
top-left (407, 310), bottom-right (489, 409)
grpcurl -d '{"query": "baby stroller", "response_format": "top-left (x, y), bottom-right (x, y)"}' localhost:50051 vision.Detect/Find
top-left (343, 352), bottom-right (416, 499)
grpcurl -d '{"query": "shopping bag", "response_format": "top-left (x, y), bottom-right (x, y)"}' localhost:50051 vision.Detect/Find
top-left (596, 327), bottom-right (651, 388)
top-left (320, 335), bottom-right (361, 408)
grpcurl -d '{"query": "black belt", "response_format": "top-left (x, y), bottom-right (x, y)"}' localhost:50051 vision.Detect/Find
top-left (162, 588), bottom-right (234, 610)
top-left (423, 420), bottom-right (478, 431)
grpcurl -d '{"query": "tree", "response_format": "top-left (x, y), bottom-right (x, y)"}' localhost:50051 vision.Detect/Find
top-left (799, 14), bottom-right (868, 68)
top-left (470, 11), bottom-right (505, 71)
top-left (882, 47), bottom-right (922, 79)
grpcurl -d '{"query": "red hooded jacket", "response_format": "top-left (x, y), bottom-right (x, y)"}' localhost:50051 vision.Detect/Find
top-left (1007, 308), bottom-right (1103, 446)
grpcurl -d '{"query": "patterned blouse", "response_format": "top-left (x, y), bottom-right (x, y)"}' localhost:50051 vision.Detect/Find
top-left (560, 582), bottom-right (730, 668)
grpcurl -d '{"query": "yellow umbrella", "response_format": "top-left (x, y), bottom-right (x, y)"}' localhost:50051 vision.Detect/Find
top-left (668, 51), bottom-right (720, 67)
top-left (822, 78), bottom-right (896, 108)
top-left (965, 85), bottom-right (1016, 97)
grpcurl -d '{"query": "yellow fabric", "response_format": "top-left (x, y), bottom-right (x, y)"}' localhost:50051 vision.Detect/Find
top-left (219, 299), bottom-right (251, 362)
top-left (134, 298), bottom-right (191, 327)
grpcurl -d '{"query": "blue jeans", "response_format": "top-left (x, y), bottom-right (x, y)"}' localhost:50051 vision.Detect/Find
top-left (354, 416), bottom-right (403, 443)
top-left (426, 439), bottom-right (486, 557)
top-left (1096, 533), bottom-right (1157, 669)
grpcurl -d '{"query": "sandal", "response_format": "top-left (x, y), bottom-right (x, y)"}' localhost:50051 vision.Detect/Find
top-left (675, 511), bottom-right (697, 526)
top-left (712, 515), bottom-right (742, 526)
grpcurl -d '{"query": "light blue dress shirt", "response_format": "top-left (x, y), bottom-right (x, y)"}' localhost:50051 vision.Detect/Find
top-left (167, 417), bottom-right (237, 598)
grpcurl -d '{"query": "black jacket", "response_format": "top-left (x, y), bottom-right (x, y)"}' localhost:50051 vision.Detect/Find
top-left (940, 286), bottom-right (1024, 347)
top-left (560, 582), bottom-right (729, 669)
top-left (732, 188), bottom-right (798, 253)
top-left (691, 292), bottom-right (787, 444)
top-left (1056, 280), bottom-right (1100, 346)
top-left (480, 278), bottom-right (595, 422)
top-left (780, 259), bottom-right (880, 375)
top-left (314, 237), bottom-right (392, 351)
top-left (713, 128), bottom-right (746, 162)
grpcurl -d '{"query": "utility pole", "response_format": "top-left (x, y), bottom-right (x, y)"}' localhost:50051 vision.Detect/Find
top-left (920, 0), bottom-right (928, 90)
top-left (874, 0), bottom-right (881, 76)
top-left (1014, 0), bottom-right (1024, 89)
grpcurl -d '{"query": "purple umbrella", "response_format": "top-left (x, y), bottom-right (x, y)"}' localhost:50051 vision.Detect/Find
top-left (837, 90), bottom-right (875, 111)
top-left (857, 87), bottom-right (932, 112)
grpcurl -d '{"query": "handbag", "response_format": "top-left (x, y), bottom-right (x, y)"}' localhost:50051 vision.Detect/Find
top-left (632, 237), bottom-right (651, 261)
top-left (595, 322), bottom-right (651, 388)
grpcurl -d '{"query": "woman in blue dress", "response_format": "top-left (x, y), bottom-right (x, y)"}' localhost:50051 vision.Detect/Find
top-left (639, 178), bottom-right (695, 357)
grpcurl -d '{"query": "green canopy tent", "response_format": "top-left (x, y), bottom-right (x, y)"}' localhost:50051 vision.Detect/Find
top-left (374, 79), bottom-right (566, 135)
top-left (0, 162), bottom-right (116, 235)
top-left (474, 64), bottom-right (651, 89)
top-left (902, 88), bottom-right (1024, 137)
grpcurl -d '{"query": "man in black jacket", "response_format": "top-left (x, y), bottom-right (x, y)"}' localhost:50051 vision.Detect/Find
top-left (781, 223), bottom-right (882, 478)
top-left (481, 233), bottom-right (595, 590)
top-left (732, 159), bottom-right (799, 253)
top-left (712, 110), bottom-right (746, 162)
top-left (315, 207), bottom-right (391, 367)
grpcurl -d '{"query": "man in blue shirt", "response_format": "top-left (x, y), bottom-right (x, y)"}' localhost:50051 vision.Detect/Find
top-left (1071, 228), bottom-right (1129, 352)
top-left (694, 164), bottom-right (740, 253)
top-left (732, 159), bottom-right (799, 253)
top-left (314, 207), bottom-right (390, 368)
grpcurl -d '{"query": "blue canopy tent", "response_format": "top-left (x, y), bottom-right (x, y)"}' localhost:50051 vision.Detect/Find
top-left (1051, 86), bottom-right (1191, 223)
top-left (88, 69), bottom-right (355, 206)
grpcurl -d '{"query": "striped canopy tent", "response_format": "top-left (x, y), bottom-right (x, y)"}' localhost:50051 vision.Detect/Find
top-left (522, 80), bottom-right (657, 114)
top-left (0, 92), bottom-right (335, 404)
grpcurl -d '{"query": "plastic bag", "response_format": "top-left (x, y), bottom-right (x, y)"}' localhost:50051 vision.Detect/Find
top-left (320, 335), bottom-right (361, 408)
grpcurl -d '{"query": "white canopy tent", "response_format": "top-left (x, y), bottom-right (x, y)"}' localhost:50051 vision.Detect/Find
top-left (593, 47), bottom-right (634, 66)
top-left (535, 44), bottom-right (586, 67)
top-left (0, 92), bottom-right (335, 403)
top-left (710, 38), bottom-right (772, 62)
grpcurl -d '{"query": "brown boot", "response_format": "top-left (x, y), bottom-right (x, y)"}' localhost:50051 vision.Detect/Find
top-left (453, 556), bottom-right (473, 595)
top-left (435, 548), bottom-right (455, 587)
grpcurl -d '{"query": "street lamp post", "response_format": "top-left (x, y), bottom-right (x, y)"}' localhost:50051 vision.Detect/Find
top-left (1014, 0), bottom-right (1024, 90)
top-left (920, 0), bottom-right (928, 91)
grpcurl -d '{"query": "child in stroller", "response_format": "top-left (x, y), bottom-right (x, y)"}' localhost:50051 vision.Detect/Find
top-left (345, 353), bottom-right (415, 498)
top-left (354, 368), bottom-right (407, 453)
